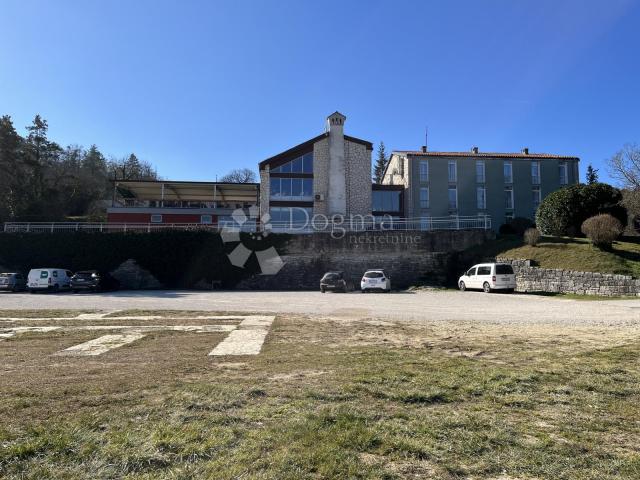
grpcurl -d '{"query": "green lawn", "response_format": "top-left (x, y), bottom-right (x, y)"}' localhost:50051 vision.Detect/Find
top-left (474, 235), bottom-right (640, 278)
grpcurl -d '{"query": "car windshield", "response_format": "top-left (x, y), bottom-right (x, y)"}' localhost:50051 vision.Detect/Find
top-left (496, 265), bottom-right (514, 275)
top-left (364, 271), bottom-right (384, 278)
top-left (0, 273), bottom-right (9, 278)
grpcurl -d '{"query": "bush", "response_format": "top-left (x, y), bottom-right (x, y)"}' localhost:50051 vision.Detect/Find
top-left (536, 183), bottom-right (627, 236)
top-left (524, 228), bottom-right (541, 246)
top-left (509, 217), bottom-right (535, 236)
top-left (581, 214), bottom-right (623, 249)
top-left (498, 223), bottom-right (516, 235)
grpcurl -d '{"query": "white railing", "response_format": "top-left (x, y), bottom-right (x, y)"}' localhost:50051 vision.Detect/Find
top-left (3, 216), bottom-right (491, 234)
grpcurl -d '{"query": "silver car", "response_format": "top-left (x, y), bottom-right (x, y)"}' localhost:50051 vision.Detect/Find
top-left (0, 273), bottom-right (27, 292)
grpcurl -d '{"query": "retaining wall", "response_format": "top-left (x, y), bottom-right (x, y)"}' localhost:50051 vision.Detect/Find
top-left (498, 258), bottom-right (640, 297)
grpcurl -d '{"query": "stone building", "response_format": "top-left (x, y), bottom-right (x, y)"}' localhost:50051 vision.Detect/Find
top-left (258, 112), bottom-right (373, 226)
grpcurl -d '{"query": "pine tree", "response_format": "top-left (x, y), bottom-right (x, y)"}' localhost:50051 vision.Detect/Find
top-left (586, 164), bottom-right (599, 184)
top-left (373, 141), bottom-right (388, 183)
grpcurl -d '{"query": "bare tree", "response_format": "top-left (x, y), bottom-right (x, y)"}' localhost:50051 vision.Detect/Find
top-left (220, 168), bottom-right (257, 183)
top-left (608, 143), bottom-right (640, 189)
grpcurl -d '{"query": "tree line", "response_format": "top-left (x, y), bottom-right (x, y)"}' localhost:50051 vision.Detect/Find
top-left (0, 114), bottom-right (158, 223)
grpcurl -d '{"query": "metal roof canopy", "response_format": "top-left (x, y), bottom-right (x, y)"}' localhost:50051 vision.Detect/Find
top-left (114, 180), bottom-right (259, 202)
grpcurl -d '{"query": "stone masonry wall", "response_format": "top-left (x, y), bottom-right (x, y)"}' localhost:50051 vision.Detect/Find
top-left (237, 229), bottom-right (494, 290)
top-left (312, 138), bottom-right (330, 217)
top-left (497, 258), bottom-right (640, 297)
top-left (345, 140), bottom-right (372, 217)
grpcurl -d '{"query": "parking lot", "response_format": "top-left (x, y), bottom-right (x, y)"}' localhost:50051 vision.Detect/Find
top-left (1, 289), bottom-right (639, 326)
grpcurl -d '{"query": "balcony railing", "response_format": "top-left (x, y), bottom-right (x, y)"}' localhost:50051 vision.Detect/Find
top-left (3, 216), bottom-right (491, 234)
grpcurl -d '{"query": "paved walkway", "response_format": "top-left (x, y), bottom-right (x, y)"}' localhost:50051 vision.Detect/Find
top-left (2, 290), bottom-right (639, 326)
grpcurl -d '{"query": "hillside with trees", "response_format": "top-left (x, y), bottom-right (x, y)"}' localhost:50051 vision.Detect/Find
top-left (0, 114), bottom-right (158, 223)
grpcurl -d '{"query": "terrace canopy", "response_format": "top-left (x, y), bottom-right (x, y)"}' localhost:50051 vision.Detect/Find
top-left (113, 180), bottom-right (260, 204)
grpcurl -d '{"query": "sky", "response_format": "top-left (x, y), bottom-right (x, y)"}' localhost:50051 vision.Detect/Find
top-left (1, 0), bottom-right (639, 184)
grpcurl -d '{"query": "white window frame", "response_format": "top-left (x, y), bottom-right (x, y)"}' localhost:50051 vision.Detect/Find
top-left (532, 186), bottom-right (541, 211)
top-left (559, 162), bottom-right (568, 185)
top-left (448, 186), bottom-right (458, 210)
top-left (477, 186), bottom-right (486, 210)
top-left (504, 161), bottom-right (513, 184)
top-left (531, 161), bottom-right (540, 185)
top-left (419, 186), bottom-right (429, 209)
top-left (419, 160), bottom-right (429, 183)
top-left (200, 214), bottom-right (213, 224)
top-left (448, 160), bottom-right (457, 183)
top-left (150, 214), bottom-right (163, 223)
top-left (505, 186), bottom-right (514, 210)
top-left (476, 160), bottom-right (485, 183)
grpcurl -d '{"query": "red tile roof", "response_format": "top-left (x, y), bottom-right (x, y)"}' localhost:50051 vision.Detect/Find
top-left (395, 150), bottom-right (579, 160)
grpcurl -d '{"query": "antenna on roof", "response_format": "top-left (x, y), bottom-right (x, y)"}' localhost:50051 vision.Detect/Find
top-left (425, 126), bottom-right (428, 151)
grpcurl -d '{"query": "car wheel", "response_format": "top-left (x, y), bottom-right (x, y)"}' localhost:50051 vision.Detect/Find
top-left (72, 289), bottom-right (78, 294)
top-left (320, 287), bottom-right (326, 293)
top-left (483, 282), bottom-right (491, 293)
top-left (52, 284), bottom-right (60, 293)
top-left (459, 281), bottom-right (466, 291)
top-left (361, 289), bottom-right (366, 293)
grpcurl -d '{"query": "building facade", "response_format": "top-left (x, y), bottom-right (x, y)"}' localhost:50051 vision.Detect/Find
top-left (382, 147), bottom-right (579, 227)
top-left (259, 112), bottom-right (373, 226)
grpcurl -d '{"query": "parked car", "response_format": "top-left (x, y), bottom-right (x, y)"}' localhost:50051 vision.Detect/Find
top-left (27, 268), bottom-right (73, 293)
top-left (458, 263), bottom-right (516, 293)
top-left (320, 271), bottom-right (352, 293)
top-left (0, 273), bottom-right (27, 292)
top-left (361, 269), bottom-right (391, 293)
top-left (71, 271), bottom-right (120, 293)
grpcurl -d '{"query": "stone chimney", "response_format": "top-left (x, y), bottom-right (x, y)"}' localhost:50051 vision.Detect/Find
top-left (326, 112), bottom-right (347, 216)
top-left (421, 145), bottom-right (427, 153)
top-left (521, 147), bottom-right (529, 155)
top-left (471, 146), bottom-right (479, 154)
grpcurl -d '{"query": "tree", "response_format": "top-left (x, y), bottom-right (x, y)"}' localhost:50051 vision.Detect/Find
top-left (608, 143), bottom-right (640, 190)
top-left (586, 164), bottom-right (599, 184)
top-left (0, 115), bottom-right (23, 221)
top-left (220, 168), bottom-right (257, 183)
top-left (536, 183), bottom-right (627, 237)
top-left (372, 141), bottom-right (388, 184)
top-left (108, 153), bottom-right (158, 180)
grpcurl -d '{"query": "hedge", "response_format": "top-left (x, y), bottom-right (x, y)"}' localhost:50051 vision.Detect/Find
top-left (0, 231), bottom-right (290, 289)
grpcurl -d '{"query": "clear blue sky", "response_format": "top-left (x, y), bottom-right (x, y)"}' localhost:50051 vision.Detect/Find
top-left (1, 0), bottom-right (639, 183)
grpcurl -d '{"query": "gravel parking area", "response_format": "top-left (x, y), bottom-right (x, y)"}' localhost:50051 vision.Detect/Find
top-left (1, 289), bottom-right (639, 326)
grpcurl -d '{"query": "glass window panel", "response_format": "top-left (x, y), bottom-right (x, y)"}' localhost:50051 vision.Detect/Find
top-left (476, 161), bottom-right (485, 183)
top-left (302, 179), bottom-right (313, 197)
top-left (420, 187), bottom-right (429, 209)
top-left (448, 187), bottom-right (457, 209)
top-left (504, 161), bottom-right (513, 183)
top-left (531, 161), bottom-right (540, 184)
top-left (281, 178), bottom-right (292, 196)
top-left (291, 156), bottom-right (303, 173)
top-left (419, 160), bottom-right (429, 182)
top-left (448, 161), bottom-right (457, 182)
top-left (505, 187), bottom-right (514, 209)
top-left (271, 165), bottom-right (281, 173)
top-left (280, 161), bottom-right (291, 173)
top-left (270, 178), bottom-right (281, 197)
top-left (391, 191), bottom-right (400, 211)
top-left (291, 178), bottom-right (303, 197)
top-left (303, 153), bottom-right (314, 173)
top-left (477, 187), bottom-right (486, 209)
top-left (372, 191), bottom-right (382, 211)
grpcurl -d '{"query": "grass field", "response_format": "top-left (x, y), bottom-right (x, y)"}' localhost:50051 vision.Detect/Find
top-left (1, 310), bottom-right (639, 479)
top-left (471, 235), bottom-right (640, 278)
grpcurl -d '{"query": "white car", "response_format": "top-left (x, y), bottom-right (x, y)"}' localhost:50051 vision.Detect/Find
top-left (458, 263), bottom-right (516, 293)
top-left (361, 269), bottom-right (391, 293)
top-left (27, 268), bottom-right (73, 293)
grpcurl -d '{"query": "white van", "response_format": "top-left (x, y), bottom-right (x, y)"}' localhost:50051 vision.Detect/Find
top-left (27, 268), bottom-right (73, 292)
top-left (458, 263), bottom-right (516, 293)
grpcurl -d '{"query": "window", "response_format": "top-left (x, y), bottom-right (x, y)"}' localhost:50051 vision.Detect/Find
top-left (477, 186), bottom-right (486, 210)
top-left (531, 161), bottom-right (540, 185)
top-left (40, 271), bottom-right (48, 279)
top-left (504, 161), bottom-right (513, 183)
top-left (419, 160), bottom-right (429, 182)
top-left (201, 215), bottom-right (212, 224)
top-left (477, 266), bottom-right (491, 275)
top-left (476, 160), bottom-right (485, 183)
top-left (448, 186), bottom-right (457, 210)
top-left (269, 178), bottom-right (313, 200)
top-left (53, 270), bottom-right (58, 277)
top-left (504, 186), bottom-right (514, 210)
top-left (466, 267), bottom-right (477, 276)
top-left (496, 264), bottom-right (514, 275)
top-left (420, 187), bottom-right (429, 209)
top-left (420, 217), bottom-right (431, 231)
top-left (559, 162), bottom-right (568, 185)
top-left (505, 212), bottom-right (514, 225)
top-left (151, 214), bottom-right (162, 223)
top-left (372, 190), bottom-right (401, 212)
top-left (271, 152), bottom-right (313, 174)
top-left (448, 160), bottom-right (457, 182)
top-left (269, 207), bottom-right (312, 228)
top-left (532, 186), bottom-right (541, 211)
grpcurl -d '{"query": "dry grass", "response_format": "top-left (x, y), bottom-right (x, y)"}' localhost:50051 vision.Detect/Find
top-left (1, 310), bottom-right (639, 479)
